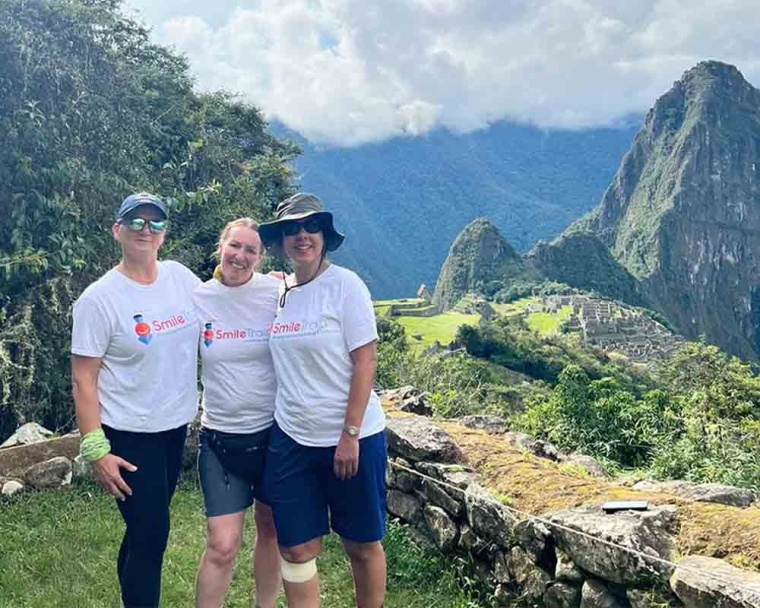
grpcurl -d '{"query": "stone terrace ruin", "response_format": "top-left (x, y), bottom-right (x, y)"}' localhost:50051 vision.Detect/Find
top-left (532, 294), bottom-right (683, 364)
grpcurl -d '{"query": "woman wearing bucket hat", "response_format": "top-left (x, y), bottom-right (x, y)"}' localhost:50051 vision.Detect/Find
top-left (259, 193), bottom-right (387, 608)
top-left (71, 193), bottom-right (201, 608)
top-left (192, 217), bottom-right (281, 608)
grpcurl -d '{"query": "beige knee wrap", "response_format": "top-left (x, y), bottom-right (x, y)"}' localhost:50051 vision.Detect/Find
top-left (280, 556), bottom-right (317, 583)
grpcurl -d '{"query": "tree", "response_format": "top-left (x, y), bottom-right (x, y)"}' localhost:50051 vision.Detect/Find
top-left (0, 0), bottom-right (298, 440)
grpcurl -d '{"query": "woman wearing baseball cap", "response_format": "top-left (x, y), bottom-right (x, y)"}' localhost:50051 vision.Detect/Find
top-left (71, 193), bottom-right (201, 608)
top-left (259, 193), bottom-right (387, 608)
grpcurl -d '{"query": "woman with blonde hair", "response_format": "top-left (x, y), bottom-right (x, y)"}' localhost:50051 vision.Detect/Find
top-left (192, 217), bottom-right (281, 608)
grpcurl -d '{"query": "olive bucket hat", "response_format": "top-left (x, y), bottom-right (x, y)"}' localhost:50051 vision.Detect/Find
top-left (259, 193), bottom-right (345, 252)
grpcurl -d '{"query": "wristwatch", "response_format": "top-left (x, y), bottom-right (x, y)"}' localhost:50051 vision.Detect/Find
top-left (342, 424), bottom-right (360, 437)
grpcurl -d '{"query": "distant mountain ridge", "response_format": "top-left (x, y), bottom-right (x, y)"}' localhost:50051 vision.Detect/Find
top-left (271, 120), bottom-right (639, 298)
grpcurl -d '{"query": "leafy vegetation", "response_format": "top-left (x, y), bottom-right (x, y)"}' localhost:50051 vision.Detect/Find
top-left (0, 0), bottom-right (296, 442)
top-left (378, 306), bottom-right (760, 491)
top-left (0, 478), bottom-right (485, 608)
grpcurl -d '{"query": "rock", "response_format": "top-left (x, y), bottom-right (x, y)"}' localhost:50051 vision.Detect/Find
top-left (458, 523), bottom-right (487, 554)
top-left (414, 462), bottom-right (478, 485)
top-left (560, 454), bottom-right (608, 477)
top-left (1, 480), bottom-right (24, 497)
top-left (494, 584), bottom-right (514, 606)
top-left (509, 546), bottom-right (536, 585)
top-left (23, 456), bottom-right (73, 490)
top-left (503, 431), bottom-right (561, 461)
top-left (580, 579), bottom-right (626, 608)
top-left (459, 415), bottom-right (508, 435)
top-left (632, 480), bottom-right (755, 508)
top-left (494, 551), bottom-right (512, 583)
top-left (546, 505), bottom-right (677, 586)
top-left (385, 416), bottom-right (461, 463)
top-left (515, 518), bottom-right (553, 563)
top-left (399, 392), bottom-right (433, 416)
top-left (670, 555), bottom-right (760, 608)
top-left (509, 546), bottom-right (552, 600)
top-left (555, 547), bottom-right (585, 583)
top-left (0, 422), bottom-right (54, 449)
top-left (381, 386), bottom-right (420, 407)
top-left (423, 505), bottom-right (458, 552)
top-left (405, 526), bottom-right (437, 550)
top-left (419, 478), bottom-right (463, 517)
top-left (626, 589), bottom-right (648, 608)
top-left (0, 434), bottom-right (80, 478)
top-left (545, 581), bottom-right (582, 608)
top-left (386, 489), bottom-right (422, 523)
top-left (465, 483), bottom-right (515, 547)
top-left (387, 458), bottom-right (419, 493)
top-left (504, 431), bottom-right (538, 451)
top-left (72, 454), bottom-right (91, 479)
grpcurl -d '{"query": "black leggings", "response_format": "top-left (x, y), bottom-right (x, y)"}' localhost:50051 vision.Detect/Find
top-left (103, 424), bottom-right (187, 608)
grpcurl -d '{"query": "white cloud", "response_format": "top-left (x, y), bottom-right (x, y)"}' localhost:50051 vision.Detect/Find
top-left (123, 0), bottom-right (760, 146)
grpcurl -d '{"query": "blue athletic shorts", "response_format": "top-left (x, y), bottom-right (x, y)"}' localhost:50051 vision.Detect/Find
top-left (198, 426), bottom-right (270, 518)
top-left (263, 422), bottom-right (387, 548)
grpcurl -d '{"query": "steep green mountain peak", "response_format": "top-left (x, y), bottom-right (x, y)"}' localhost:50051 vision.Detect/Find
top-left (433, 218), bottom-right (530, 310)
top-left (575, 60), bottom-right (760, 358)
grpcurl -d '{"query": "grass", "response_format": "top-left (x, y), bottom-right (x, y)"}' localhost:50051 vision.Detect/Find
top-left (0, 478), bottom-right (485, 608)
top-left (490, 297), bottom-right (538, 317)
top-left (397, 312), bottom-right (480, 351)
top-left (526, 305), bottom-right (573, 336)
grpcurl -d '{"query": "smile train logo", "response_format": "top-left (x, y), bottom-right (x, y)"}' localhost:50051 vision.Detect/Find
top-left (203, 322), bottom-right (214, 347)
top-left (133, 314), bottom-right (152, 345)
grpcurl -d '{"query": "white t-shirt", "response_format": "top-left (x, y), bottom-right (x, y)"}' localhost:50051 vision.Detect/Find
top-left (193, 273), bottom-right (280, 434)
top-left (269, 264), bottom-right (385, 447)
top-left (71, 260), bottom-right (201, 433)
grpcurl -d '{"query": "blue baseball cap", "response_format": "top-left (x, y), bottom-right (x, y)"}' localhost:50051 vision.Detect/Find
top-left (116, 192), bottom-right (168, 221)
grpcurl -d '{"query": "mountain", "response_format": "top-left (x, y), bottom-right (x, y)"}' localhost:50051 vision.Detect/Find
top-left (527, 231), bottom-right (648, 306)
top-left (433, 218), bottom-right (536, 310)
top-left (571, 61), bottom-right (760, 359)
top-left (271, 120), bottom-right (639, 298)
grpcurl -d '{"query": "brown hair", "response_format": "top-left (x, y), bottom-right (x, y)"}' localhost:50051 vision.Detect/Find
top-left (214, 217), bottom-right (260, 259)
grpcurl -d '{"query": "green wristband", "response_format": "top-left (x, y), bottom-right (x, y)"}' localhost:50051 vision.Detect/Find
top-left (80, 428), bottom-right (111, 463)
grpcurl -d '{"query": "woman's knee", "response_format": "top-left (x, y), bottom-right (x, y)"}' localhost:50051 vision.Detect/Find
top-left (279, 537), bottom-right (322, 564)
top-left (342, 539), bottom-right (384, 564)
top-left (206, 518), bottom-right (244, 566)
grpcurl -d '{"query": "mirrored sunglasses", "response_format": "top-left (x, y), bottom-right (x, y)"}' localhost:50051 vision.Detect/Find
top-left (281, 217), bottom-right (322, 237)
top-left (121, 218), bottom-right (167, 234)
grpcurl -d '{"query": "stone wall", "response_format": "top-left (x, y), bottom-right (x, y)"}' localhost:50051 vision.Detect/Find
top-left (385, 414), bottom-right (760, 608)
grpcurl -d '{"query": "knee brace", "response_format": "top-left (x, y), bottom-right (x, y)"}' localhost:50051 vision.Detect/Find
top-left (279, 556), bottom-right (317, 583)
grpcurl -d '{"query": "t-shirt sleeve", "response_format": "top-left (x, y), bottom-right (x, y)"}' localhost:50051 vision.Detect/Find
top-left (341, 272), bottom-right (378, 352)
top-left (71, 295), bottom-right (112, 358)
top-left (175, 261), bottom-right (202, 291)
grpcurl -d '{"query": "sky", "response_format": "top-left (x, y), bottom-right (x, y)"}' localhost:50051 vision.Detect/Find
top-left (122, 0), bottom-right (760, 147)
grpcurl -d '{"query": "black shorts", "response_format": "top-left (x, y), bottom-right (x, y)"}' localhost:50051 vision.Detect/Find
top-left (198, 426), bottom-right (271, 517)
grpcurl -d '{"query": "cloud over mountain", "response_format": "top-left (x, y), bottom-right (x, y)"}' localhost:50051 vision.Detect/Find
top-left (124, 0), bottom-right (760, 146)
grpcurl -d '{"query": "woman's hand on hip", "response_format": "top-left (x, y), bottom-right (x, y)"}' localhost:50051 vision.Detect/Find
top-left (92, 453), bottom-right (138, 501)
top-left (333, 435), bottom-right (359, 480)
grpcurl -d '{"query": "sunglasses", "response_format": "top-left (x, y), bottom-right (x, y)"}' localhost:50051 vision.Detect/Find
top-left (120, 218), bottom-right (167, 234)
top-left (281, 217), bottom-right (322, 237)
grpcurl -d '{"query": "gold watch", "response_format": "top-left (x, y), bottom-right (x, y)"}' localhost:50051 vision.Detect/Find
top-left (342, 424), bottom-right (360, 437)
